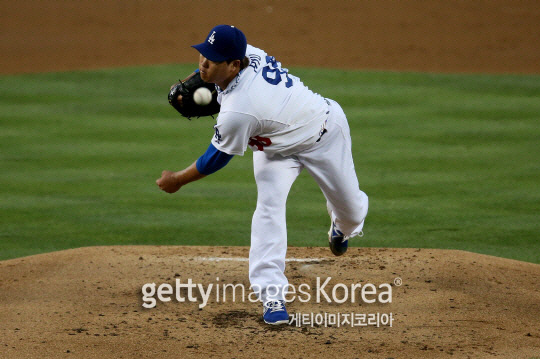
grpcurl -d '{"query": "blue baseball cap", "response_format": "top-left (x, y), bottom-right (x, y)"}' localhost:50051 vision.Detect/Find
top-left (192, 25), bottom-right (247, 62)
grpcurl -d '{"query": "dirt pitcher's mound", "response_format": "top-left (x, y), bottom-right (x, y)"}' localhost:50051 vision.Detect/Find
top-left (1, 246), bottom-right (539, 358)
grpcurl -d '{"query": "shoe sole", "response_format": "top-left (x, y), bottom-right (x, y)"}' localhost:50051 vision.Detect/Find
top-left (329, 225), bottom-right (347, 256)
top-left (329, 241), bottom-right (347, 256)
top-left (264, 318), bottom-right (289, 325)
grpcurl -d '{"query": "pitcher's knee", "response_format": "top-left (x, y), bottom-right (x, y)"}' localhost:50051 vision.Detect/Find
top-left (256, 193), bottom-right (287, 212)
top-left (335, 194), bottom-right (368, 231)
top-left (343, 213), bottom-right (366, 230)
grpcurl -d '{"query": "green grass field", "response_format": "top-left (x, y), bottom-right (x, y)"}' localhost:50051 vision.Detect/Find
top-left (1, 65), bottom-right (539, 263)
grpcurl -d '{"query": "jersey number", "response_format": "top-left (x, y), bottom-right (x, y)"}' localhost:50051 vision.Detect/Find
top-left (262, 56), bottom-right (293, 88)
top-left (249, 136), bottom-right (272, 151)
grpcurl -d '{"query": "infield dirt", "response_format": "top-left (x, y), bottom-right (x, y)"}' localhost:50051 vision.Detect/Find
top-left (1, 246), bottom-right (539, 358)
top-left (2, 0), bottom-right (540, 74)
top-left (2, 1), bottom-right (540, 358)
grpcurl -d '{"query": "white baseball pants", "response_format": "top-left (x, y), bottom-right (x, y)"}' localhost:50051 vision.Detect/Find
top-left (249, 99), bottom-right (369, 302)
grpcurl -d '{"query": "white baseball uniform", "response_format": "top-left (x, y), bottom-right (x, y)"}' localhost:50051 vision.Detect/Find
top-left (211, 45), bottom-right (368, 302)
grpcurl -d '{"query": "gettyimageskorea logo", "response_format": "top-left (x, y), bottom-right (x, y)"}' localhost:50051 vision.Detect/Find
top-left (140, 277), bottom-right (401, 327)
top-left (140, 276), bottom-right (401, 309)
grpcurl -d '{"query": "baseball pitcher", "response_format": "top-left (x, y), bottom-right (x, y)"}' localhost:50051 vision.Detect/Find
top-left (157, 25), bottom-right (368, 325)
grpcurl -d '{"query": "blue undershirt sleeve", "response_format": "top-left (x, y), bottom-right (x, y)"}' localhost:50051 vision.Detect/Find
top-left (196, 143), bottom-right (234, 175)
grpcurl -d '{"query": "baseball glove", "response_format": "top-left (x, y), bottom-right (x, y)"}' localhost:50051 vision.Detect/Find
top-left (168, 71), bottom-right (220, 119)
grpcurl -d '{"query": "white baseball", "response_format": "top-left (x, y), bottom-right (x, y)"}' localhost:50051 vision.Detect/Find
top-left (193, 87), bottom-right (213, 106)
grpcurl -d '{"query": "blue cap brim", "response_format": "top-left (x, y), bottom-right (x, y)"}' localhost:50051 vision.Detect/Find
top-left (192, 43), bottom-right (228, 62)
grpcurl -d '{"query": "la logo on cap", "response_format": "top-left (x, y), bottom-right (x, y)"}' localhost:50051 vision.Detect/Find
top-left (208, 31), bottom-right (216, 44)
top-left (193, 25), bottom-right (246, 62)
